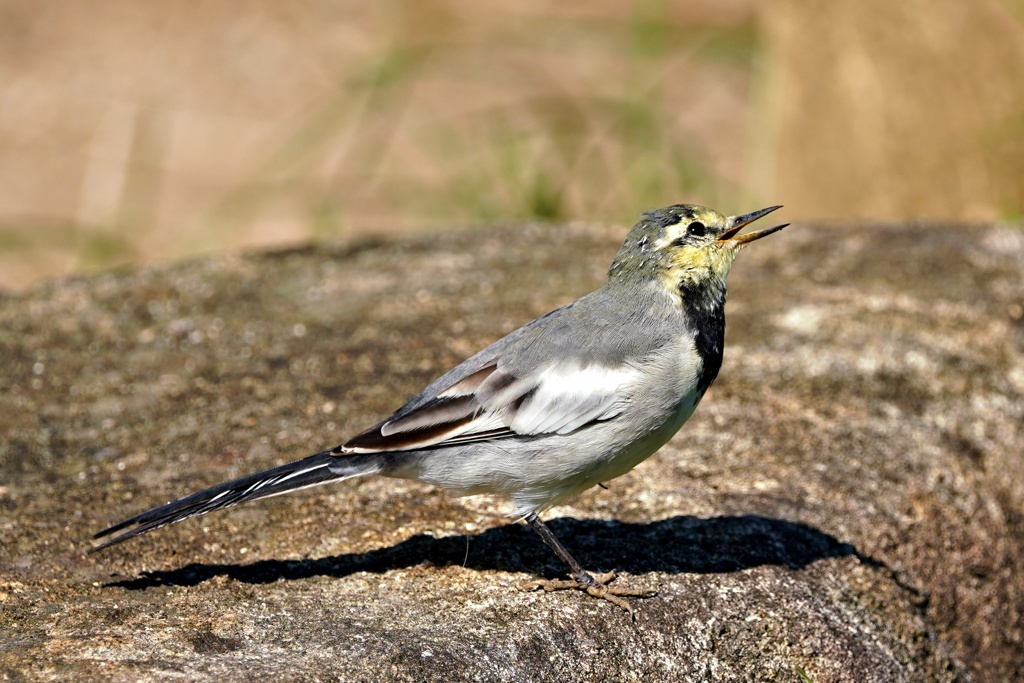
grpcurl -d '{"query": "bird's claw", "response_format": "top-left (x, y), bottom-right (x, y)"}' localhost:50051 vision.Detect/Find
top-left (521, 570), bottom-right (656, 618)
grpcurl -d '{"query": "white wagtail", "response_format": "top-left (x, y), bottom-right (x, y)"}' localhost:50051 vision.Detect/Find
top-left (92, 204), bottom-right (787, 614)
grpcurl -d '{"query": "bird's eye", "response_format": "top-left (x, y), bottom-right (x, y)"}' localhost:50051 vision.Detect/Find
top-left (670, 221), bottom-right (708, 247)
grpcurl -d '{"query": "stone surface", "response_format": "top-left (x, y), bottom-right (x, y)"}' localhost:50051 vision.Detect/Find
top-left (1, 219), bottom-right (1022, 681)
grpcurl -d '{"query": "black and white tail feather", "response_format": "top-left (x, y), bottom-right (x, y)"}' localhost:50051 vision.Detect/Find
top-left (91, 353), bottom-right (635, 552)
top-left (90, 450), bottom-right (379, 552)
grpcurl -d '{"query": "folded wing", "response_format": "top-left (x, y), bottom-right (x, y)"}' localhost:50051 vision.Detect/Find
top-left (337, 360), bottom-right (636, 454)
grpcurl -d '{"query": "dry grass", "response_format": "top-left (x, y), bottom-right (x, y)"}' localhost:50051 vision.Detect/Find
top-left (761, 0), bottom-right (1024, 222)
top-left (0, 0), bottom-right (1021, 290)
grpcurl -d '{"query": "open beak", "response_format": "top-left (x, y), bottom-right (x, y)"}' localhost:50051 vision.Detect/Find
top-left (718, 205), bottom-right (788, 245)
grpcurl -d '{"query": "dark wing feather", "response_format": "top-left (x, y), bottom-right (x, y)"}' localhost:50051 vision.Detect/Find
top-left (336, 359), bottom-right (634, 455)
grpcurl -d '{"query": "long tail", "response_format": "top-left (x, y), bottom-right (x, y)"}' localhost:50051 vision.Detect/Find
top-left (90, 449), bottom-right (379, 552)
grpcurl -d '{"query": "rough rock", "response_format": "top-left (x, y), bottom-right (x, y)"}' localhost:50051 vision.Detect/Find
top-left (1, 219), bottom-right (1022, 681)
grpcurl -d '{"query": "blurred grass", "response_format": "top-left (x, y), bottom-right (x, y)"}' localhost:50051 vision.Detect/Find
top-left (187, 3), bottom-right (756, 267)
top-left (0, 2), bottom-right (760, 290)
top-left (0, 0), bottom-right (1021, 291)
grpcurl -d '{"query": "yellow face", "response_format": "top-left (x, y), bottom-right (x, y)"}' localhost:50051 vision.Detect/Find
top-left (653, 207), bottom-right (739, 291)
top-left (607, 204), bottom-right (785, 293)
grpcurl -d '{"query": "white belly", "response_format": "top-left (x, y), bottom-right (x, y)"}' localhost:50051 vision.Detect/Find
top-left (394, 338), bottom-right (707, 515)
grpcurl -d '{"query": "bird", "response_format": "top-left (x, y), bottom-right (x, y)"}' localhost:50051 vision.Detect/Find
top-left (91, 204), bottom-right (787, 615)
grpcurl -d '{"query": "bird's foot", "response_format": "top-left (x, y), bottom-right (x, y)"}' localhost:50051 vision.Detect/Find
top-left (522, 570), bottom-right (656, 618)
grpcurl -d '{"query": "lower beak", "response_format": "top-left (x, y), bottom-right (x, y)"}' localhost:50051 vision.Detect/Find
top-left (719, 205), bottom-right (788, 244)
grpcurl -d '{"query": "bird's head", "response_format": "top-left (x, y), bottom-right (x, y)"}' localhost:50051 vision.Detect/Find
top-left (608, 204), bottom-right (787, 298)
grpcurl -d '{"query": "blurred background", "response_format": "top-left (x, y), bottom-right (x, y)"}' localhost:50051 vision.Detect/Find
top-left (1, 0), bottom-right (1022, 291)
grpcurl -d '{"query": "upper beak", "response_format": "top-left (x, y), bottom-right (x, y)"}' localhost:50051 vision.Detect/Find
top-left (718, 205), bottom-right (788, 245)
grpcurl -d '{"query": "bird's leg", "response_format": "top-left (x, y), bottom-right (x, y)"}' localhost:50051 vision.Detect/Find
top-left (521, 513), bottom-right (655, 617)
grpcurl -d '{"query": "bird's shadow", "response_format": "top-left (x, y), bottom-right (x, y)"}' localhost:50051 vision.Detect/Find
top-left (108, 514), bottom-right (879, 591)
